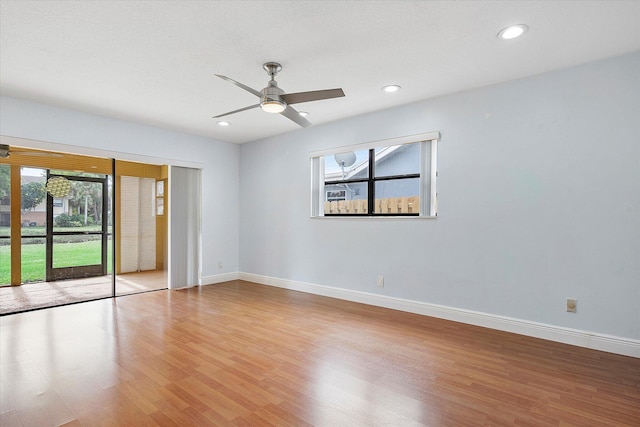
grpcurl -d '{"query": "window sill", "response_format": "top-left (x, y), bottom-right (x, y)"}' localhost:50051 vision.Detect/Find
top-left (310, 215), bottom-right (437, 220)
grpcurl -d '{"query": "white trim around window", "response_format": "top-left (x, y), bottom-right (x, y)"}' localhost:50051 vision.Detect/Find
top-left (310, 131), bottom-right (440, 218)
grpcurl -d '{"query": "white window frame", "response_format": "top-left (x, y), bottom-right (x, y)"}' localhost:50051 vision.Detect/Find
top-left (310, 131), bottom-right (439, 218)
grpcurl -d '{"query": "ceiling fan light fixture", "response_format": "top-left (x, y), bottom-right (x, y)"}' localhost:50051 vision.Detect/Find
top-left (260, 99), bottom-right (286, 113)
top-left (217, 120), bottom-right (231, 126)
top-left (498, 24), bottom-right (528, 40)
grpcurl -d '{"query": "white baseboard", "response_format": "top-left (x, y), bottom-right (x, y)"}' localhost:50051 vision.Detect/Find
top-left (200, 272), bottom-right (239, 286)
top-left (238, 272), bottom-right (640, 358)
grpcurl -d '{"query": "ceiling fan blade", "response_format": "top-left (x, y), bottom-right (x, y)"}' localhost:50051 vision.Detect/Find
top-left (215, 75), bottom-right (262, 97)
top-left (281, 88), bottom-right (345, 105)
top-left (280, 105), bottom-right (312, 128)
top-left (213, 104), bottom-right (260, 119)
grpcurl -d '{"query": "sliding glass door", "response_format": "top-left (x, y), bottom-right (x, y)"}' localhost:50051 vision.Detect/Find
top-left (45, 173), bottom-right (109, 281)
top-left (0, 145), bottom-right (170, 314)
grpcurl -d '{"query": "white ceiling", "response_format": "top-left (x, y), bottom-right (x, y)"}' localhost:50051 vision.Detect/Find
top-left (1, 1), bottom-right (639, 144)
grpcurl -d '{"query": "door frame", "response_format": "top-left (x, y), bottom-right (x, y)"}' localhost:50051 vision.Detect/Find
top-left (45, 173), bottom-right (108, 282)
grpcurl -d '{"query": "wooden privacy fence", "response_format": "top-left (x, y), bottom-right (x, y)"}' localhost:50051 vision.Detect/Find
top-left (324, 196), bottom-right (419, 214)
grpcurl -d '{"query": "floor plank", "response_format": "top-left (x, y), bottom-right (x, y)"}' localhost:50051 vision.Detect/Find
top-left (1, 280), bottom-right (639, 426)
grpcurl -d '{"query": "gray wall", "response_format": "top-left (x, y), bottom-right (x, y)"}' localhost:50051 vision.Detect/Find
top-left (240, 52), bottom-right (640, 340)
top-left (0, 96), bottom-right (241, 279)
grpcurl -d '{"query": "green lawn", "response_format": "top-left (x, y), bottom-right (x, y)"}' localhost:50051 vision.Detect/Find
top-left (0, 239), bottom-right (112, 285)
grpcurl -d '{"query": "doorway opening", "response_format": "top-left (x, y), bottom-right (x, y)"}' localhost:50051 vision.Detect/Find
top-left (46, 171), bottom-right (109, 282)
top-left (0, 147), bottom-right (168, 314)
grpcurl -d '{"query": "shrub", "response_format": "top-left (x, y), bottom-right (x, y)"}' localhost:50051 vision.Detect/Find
top-left (54, 213), bottom-right (73, 227)
top-left (54, 213), bottom-right (92, 227)
top-left (70, 213), bottom-right (84, 223)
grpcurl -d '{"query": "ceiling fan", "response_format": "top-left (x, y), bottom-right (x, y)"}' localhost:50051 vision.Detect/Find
top-left (213, 62), bottom-right (345, 127)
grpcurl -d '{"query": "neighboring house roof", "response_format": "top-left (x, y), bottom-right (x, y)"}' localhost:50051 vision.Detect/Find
top-left (324, 145), bottom-right (401, 181)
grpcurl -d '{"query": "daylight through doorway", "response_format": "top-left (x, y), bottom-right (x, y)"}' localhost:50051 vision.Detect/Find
top-left (0, 147), bottom-right (168, 314)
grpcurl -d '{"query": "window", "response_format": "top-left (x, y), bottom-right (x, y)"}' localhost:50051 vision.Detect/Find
top-left (310, 131), bottom-right (439, 217)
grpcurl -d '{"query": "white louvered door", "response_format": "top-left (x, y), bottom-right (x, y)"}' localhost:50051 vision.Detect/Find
top-left (120, 176), bottom-right (156, 273)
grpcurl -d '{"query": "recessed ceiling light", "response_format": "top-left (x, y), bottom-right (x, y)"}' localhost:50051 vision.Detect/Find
top-left (299, 111), bottom-right (309, 117)
top-left (382, 85), bottom-right (401, 93)
top-left (498, 24), bottom-right (528, 40)
top-left (217, 121), bottom-right (231, 126)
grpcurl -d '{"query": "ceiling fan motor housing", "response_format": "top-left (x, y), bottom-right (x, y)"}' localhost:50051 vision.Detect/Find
top-left (260, 81), bottom-right (286, 113)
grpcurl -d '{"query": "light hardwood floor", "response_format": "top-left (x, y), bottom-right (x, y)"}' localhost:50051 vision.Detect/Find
top-left (1, 280), bottom-right (638, 426)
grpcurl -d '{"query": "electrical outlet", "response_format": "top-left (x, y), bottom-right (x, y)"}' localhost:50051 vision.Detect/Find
top-left (566, 298), bottom-right (577, 313)
top-left (217, 261), bottom-right (223, 269)
top-left (377, 275), bottom-right (384, 288)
